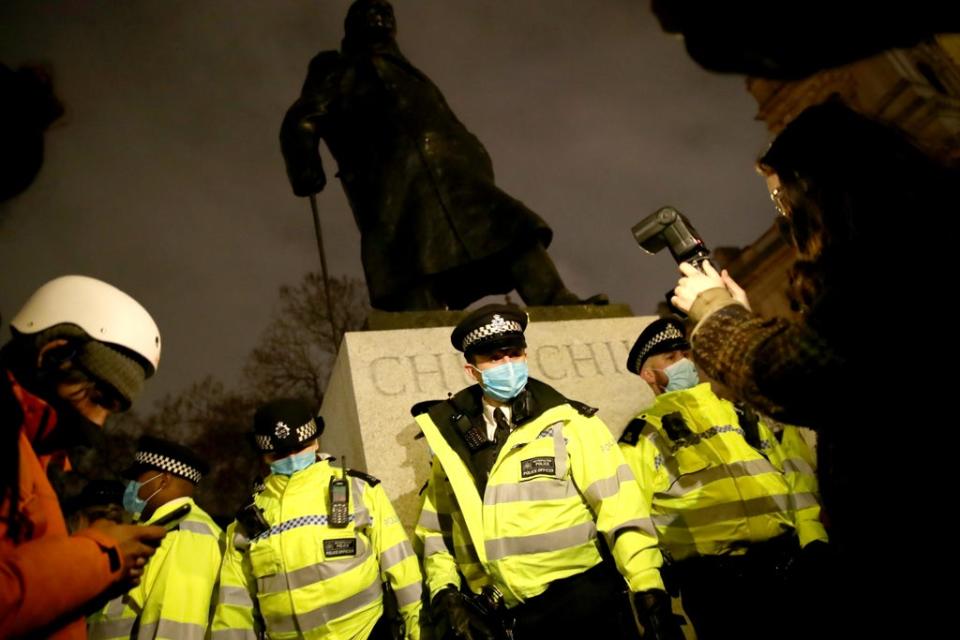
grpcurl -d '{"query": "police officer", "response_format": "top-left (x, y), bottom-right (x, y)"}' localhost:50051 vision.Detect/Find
top-left (212, 399), bottom-right (423, 639)
top-left (88, 436), bottom-right (223, 639)
top-left (415, 304), bottom-right (682, 639)
top-left (618, 317), bottom-right (828, 639)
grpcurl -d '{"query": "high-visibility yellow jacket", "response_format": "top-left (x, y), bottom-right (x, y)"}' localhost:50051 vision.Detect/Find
top-left (768, 423), bottom-right (823, 548)
top-left (87, 497), bottom-right (223, 640)
top-left (415, 380), bottom-right (665, 609)
top-left (618, 383), bottom-right (828, 561)
top-left (212, 458), bottom-right (422, 640)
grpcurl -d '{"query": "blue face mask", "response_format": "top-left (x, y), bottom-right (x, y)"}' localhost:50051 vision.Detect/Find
top-left (270, 449), bottom-right (317, 476)
top-left (123, 473), bottom-right (162, 518)
top-left (478, 360), bottom-right (529, 402)
top-left (663, 358), bottom-right (700, 392)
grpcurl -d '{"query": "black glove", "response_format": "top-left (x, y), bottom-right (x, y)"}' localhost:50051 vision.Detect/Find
top-left (431, 586), bottom-right (498, 640)
top-left (801, 540), bottom-right (831, 563)
top-left (634, 589), bottom-right (685, 640)
top-left (794, 540), bottom-right (833, 588)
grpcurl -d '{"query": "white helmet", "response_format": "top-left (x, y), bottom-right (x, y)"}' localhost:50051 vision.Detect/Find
top-left (10, 275), bottom-right (161, 376)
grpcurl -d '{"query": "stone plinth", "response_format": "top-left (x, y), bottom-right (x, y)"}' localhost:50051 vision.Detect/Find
top-left (320, 314), bottom-right (658, 533)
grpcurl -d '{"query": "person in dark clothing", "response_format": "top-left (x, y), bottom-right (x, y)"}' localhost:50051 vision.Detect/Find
top-left (0, 63), bottom-right (63, 204)
top-left (280, 0), bottom-right (604, 311)
top-left (671, 99), bottom-right (956, 634)
top-left (651, 0), bottom-right (959, 79)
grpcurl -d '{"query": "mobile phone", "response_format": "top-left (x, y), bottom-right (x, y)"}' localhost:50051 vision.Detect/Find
top-left (329, 477), bottom-right (349, 527)
top-left (150, 503), bottom-right (192, 530)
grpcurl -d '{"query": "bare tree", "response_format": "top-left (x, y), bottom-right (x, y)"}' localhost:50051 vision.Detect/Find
top-left (242, 273), bottom-right (369, 407)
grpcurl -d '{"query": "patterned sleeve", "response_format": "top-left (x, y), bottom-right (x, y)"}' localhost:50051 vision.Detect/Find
top-left (690, 302), bottom-right (846, 429)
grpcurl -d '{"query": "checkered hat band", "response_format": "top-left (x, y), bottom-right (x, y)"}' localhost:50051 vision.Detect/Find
top-left (296, 419), bottom-right (318, 441)
top-left (134, 451), bottom-right (202, 484)
top-left (255, 419), bottom-right (317, 452)
top-left (462, 316), bottom-right (523, 350)
top-left (635, 325), bottom-right (685, 372)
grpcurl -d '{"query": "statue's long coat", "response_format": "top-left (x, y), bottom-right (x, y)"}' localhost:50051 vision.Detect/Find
top-left (281, 44), bottom-right (552, 309)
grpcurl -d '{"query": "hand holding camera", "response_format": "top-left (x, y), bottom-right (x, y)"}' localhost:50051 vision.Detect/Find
top-left (633, 206), bottom-right (750, 314)
top-left (672, 261), bottom-right (724, 313)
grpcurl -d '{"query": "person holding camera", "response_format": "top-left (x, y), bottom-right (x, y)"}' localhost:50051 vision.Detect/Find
top-left (618, 317), bottom-right (828, 639)
top-left (212, 398), bottom-right (422, 640)
top-left (1, 275), bottom-right (167, 639)
top-left (87, 436), bottom-right (222, 640)
top-left (414, 305), bottom-right (682, 640)
top-left (671, 99), bottom-right (956, 632)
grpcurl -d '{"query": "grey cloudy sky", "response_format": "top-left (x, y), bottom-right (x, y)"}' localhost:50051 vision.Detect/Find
top-left (1, 1), bottom-right (776, 406)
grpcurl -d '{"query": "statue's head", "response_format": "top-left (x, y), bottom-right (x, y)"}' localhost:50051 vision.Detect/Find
top-left (344, 0), bottom-right (397, 46)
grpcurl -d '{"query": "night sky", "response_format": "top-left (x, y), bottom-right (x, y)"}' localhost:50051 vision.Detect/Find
top-left (1, 1), bottom-right (777, 406)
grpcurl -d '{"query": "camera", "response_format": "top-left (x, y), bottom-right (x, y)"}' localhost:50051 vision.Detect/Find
top-left (632, 206), bottom-right (714, 271)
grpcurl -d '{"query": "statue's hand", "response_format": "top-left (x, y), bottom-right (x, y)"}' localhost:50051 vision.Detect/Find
top-left (292, 168), bottom-right (326, 197)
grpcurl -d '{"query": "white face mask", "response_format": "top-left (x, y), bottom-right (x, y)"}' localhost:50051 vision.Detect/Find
top-left (123, 473), bottom-right (162, 518)
top-left (655, 358), bottom-right (700, 392)
top-left (473, 360), bottom-right (529, 402)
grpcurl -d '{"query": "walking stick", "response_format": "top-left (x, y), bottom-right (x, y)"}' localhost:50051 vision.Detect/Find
top-left (308, 194), bottom-right (342, 347)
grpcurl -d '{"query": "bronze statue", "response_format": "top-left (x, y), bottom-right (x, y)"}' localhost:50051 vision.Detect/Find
top-left (280, 0), bottom-right (605, 311)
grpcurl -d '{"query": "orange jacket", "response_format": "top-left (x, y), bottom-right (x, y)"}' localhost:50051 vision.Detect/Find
top-left (0, 373), bottom-right (124, 639)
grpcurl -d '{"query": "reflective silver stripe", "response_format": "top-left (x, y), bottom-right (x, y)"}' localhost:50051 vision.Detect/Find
top-left (485, 520), bottom-right (597, 561)
top-left (643, 428), bottom-right (672, 459)
top-left (789, 492), bottom-right (820, 511)
top-left (217, 585), bottom-right (254, 607)
top-left (211, 630), bottom-right (259, 640)
top-left (643, 429), bottom-right (681, 480)
top-left (608, 517), bottom-right (657, 541)
top-left (137, 618), bottom-right (206, 640)
top-left (583, 465), bottom-right (635, 505)
top-left (419, 507), bottom-right (454, 532)
top-left (89, 617), bottom-right (135, 640)
top-left (551, 421), bottom-right (568, 478)
top-left (351, 476), bottom-right (367, 499)
top-left (258, 537), bottom-right (370, 593)
top-left (105, 595), bottom-right (126, 617)
top-left (354, 507), bottom-right (371, 527)
top-left (418, 508), bottom-right (442, 531)
top-left (393, 581), bottom-right (424, 608)
top-left (783, 457), bottom-right (816, 477)
top-left (423, 534), bottom-right (451, 556)
top-left (661, 459), bottom-right (780, 498)
top-left (653, 494), bottom-right (792, 529)
top-left (380, 540), bottom-right (414, 570)
top-left (266, 576), bottom-right (382, 633)
top-left (179, 520), bottom-right (217, 536)
top-left (483, 478), bottom-right (579, 505)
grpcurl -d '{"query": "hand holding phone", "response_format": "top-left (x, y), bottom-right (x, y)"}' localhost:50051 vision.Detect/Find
top-left (149, 503), bottom-right (192, 530)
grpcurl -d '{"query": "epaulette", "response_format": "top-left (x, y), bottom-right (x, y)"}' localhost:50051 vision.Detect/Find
top-left (619, 418), bottom-right (646, 446)
top-left (568, 400), bottom-right (599, 417)
top-left (346, 468), bottom-right (381, 487)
